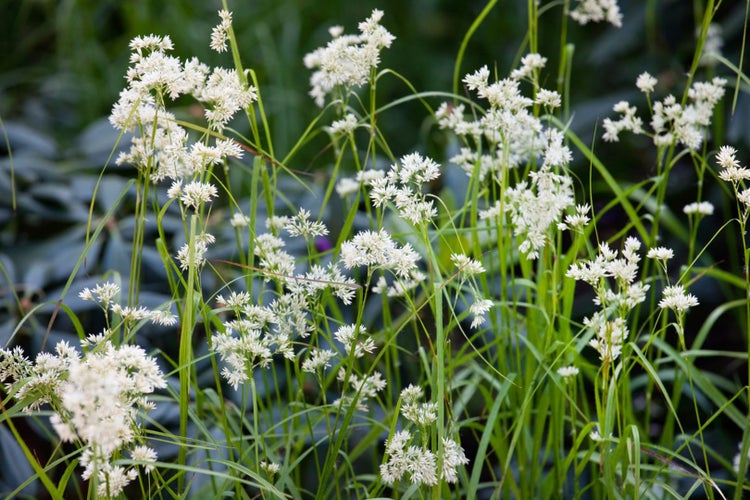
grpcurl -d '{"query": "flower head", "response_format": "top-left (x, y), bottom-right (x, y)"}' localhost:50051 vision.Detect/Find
top-left (659, 285), bottom-right (699, 313)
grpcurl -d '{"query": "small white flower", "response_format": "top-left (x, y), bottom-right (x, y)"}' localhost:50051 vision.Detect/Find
top-left (260, 461), bottom-right (281, 475)
top-left (536, 88), bottom-right (562, 108)
top-left (79, 282), bottom-right (121, 307)
top-left (441, 437), bottom-right (470, 483)
top-left (683, 201), bottom-right (714, 216)
top-left (210, 10), bottom-right (233, 53)
top-left (659, 285), bottom-right (699, 313)
top-left (177, 181), bottom-right (218, 211)
top-left (469, 297), bottom-right (494, 329)
top-left (329, 113), bottom-right (358, 135)
top-left (230, 212), bottom-right (251, 227)
top-left (636, 72), bottom-right (657, 94)
top-left (557, 365), bottom-right (580, 379)
top-left (284, 208), bottom-right (329, 239)
top-left (510, 53), bottom-right (547, 81)
top-left (130, 445), bottom-right (158, 474)
top-left (304, 9), bottom-right (394, 107)
top-left (302, 348), bottom-right (337, 373)
top-left (111, 304), bottom-right (152, 322)
top-left (336, 177), bottom-right (361, 198)
top-left (451, 253), bottom-right (486, 277)
top-left (150, 309), bottom-right (178, 326)
top-left (646, 246), bottom-right (674, 261)
top-left (570, 0), bottom-right (623, 28)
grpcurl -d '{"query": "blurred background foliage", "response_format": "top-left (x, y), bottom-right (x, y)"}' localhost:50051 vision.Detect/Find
top-left (2, 0), bottom-right (750, 496)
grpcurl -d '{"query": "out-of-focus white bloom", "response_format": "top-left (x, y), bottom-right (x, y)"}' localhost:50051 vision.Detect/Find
top-left (536, 88), bottom-right (562, 109)
top-left (570, 0), bottom-right (623, 28)
top-left (699, 23), bottom-right (723, 67)
top-left (230, 212), bottom-right (251, 227)
top-left (557, 365), bottom-right (579, 379)
top-left (261, 461), bottom-right (281, 475)
top-left (333, 369), bottom-right (386, 411)
top-left (510, 53), bottom-right (547, 81)
top-left (636, 72), bottom-right (657, 94)
top-left (336, 176), bottom-right (361, 198)
top-left (683, 201), bottom-right (714, 216)
top-left (590, 426), bottom-right (605, 443)
top-left (329, 113), bottom-right (359, 135)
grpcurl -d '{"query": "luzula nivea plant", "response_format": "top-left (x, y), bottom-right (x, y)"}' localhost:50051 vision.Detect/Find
top-left (6, 0), bottom-right (750, 497)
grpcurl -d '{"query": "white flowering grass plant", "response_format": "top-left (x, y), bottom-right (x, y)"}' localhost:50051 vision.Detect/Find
top-left (3, 0), bottom-right (750, 498)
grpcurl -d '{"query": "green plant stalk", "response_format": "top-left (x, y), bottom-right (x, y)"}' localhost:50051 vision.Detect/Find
top-left (734, 206), bottom-right (750, 500)
top-left (433, 280), bottom-right (446, 500)
top-left (177, 215), bottom-right (199, 494)
top-left (452, 0), bottom-right (499, 95)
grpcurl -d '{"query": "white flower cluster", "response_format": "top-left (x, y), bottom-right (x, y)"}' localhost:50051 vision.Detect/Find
top-left (570, 0), bottom-right (623, 28)
top-left (369, 152), bottom-right (442, 225)
top-left (110, 28), bottom-right (254, 182)
top-left (304, 9), bottom-right (395, 107)
top-left (436, 56), bottom-right (575, 260)
top-left (450, 253), bottom-right (493, 329)
top-left (214, 290), bottom-right (305, 390)
top-left (604, 74), bottom-right (726, 150)
top-left (567, 237), bottom-right (649, 363)
top-left (716, 145), bottom-right (750, 221)
top-left (79, 281), bottom-right (178, 327)
top-left (658, 285), bottom-right (699, 314)
top-left (437, 56), bottom-right (565, 179)
top-left (175, 232), bottom-right (215, 271)
top-left (210, 9), bottom-right (233, 53)
top-left (213, 218), bottom-right (362, 390)
top-left (502, 159), bottom-right (576, 259)
top-left (333, 368), bottom-right (387, 411)
top-left (340, 228), bottom-right (422, 280)
top-left (0, 338), bottom-right (165, 499)
top-left (380, 385), bottom-right (469, 486)
top-left (334, 324), bottom-right (377, 358)
top-left (400, 384), bottom-right (438, 426)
